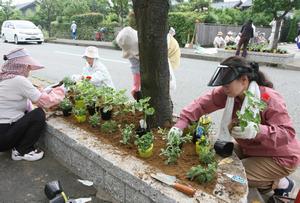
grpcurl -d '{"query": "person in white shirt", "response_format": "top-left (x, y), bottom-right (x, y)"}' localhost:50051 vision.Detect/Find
top-left (224, 31), bottom-right (235, 46)
top-left (72, 46), bottom-right (115, 89)
top-left (213, 31), bottom-right (226, 48)
top-left (70, 21), bottom-right (77, 40)
top-left (0, 48), bottom-right (65, 161)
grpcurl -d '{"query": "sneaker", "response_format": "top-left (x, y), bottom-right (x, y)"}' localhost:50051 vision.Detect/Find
top-left (274, 177), bottom-right (295, 197)
top-left (11, 148), bottom-right (44, 161)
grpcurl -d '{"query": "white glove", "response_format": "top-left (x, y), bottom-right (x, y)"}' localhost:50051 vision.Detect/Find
top-left (231, 122), bottom-right (258, 139)
top-left (60, 84), bottom-right (67, 94)
top-left (43, 85), bottom-right (53, 94)
top-left (167, 126), bottom-right (183, 139)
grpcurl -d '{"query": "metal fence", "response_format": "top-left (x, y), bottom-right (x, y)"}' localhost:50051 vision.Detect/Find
top-left (195, 23), bottom-right (272, 46)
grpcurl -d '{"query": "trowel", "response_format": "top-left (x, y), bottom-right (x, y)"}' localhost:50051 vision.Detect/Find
top-left (151, 173), bottom-right (196, 197)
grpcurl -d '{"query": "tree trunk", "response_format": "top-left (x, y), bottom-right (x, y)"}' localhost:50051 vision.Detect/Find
top-left (132, 0), bottom-right (173, 127)
top-left (271, 19), bottom-right (282, 50)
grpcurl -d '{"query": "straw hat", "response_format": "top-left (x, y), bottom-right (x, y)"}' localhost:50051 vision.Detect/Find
top-left (116, 26), bottom-right (139, 59)
top-left (83, 46), bottom-right (99, 59)
top-left (217, 31), bottom-right (223, 36)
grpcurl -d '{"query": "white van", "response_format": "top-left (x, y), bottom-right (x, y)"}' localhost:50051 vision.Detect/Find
top-left (1, 20), bottom-right (44, 44)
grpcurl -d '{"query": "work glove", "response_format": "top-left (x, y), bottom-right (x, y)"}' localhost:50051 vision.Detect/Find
top-left (231, 122), bottom-right (258, 139)
top-left (167, 126), bottom-right (183, 139)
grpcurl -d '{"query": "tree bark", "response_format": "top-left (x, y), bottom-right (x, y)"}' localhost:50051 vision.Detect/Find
top-left (132, 0), bottom-right (173, 127)
top-left (271, 18), bottom-right (282, 50)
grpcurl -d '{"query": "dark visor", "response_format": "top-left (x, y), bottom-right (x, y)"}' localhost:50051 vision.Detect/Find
top-left (207, 65), bottom-right (240, 86)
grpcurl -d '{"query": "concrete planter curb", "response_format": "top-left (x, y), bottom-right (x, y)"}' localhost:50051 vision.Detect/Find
top-left (41, 117), bottom-right (248, 203)
top-left (218, 49), bottom-right (295, 65)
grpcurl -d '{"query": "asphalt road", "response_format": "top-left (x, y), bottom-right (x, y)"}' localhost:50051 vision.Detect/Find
top-left (1, 41), bottom-right (299, 185)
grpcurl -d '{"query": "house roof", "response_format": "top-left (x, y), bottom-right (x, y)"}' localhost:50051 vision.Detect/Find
top-left (15, 1), bottom-right (36, 10)
top-left (211, 1), bottom-right (242, 9)
top-left (240, 0), bottom-right (252, 8)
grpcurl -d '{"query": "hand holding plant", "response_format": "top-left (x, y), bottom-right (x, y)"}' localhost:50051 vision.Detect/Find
top-left (232, 90), bottom-right (267, 139)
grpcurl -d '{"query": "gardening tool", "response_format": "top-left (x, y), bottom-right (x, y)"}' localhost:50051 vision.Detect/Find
top-left (151, 173), bottom-right (196, 197)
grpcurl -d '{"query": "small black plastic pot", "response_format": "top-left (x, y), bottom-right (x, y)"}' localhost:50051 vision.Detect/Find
top-left (100, 108), bottom-right (112, 120)
top-left (133, 91), bottom-right (142, 101)
top-left (213, 139), bottom-right (234, 157)
top-left (192, 132), bottom-right (201, 143)
top-left (87, 105), bottom-right (96, 115)
top-left (62, 108), bottom-right (72, 117)
top-left (135, 126), bottom-right (149, 137)
top-left (44, 180), bottom-right (63, 200)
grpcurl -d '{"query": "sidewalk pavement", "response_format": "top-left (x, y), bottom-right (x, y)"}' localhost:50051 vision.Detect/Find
top-left (47, 38), bottom-right (300, 71)
top-left (0, 150), bottom-right (101, 202)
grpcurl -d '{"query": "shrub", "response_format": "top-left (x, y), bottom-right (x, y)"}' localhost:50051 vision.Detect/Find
top-left (71, 12), bottom-right (104, 27)
top-left (168, 12), bottom-right (201, 47)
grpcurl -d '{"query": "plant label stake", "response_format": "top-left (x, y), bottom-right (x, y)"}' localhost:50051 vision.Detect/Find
top-left (224, 173), bottom-right (247, 184)
top-left (151, 173), bottom-right (196, 197)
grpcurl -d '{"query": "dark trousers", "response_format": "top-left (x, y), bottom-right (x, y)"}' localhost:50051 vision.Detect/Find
top-left (236, 37), bottom-right (250, 57)
top-left (0, 108), bottom-right (46, 155)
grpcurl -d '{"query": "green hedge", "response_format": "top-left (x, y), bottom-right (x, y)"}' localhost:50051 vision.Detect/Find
top-left (70, 12), bottom-right (104, 27)
top-left (51, 12), bottom-right (105, 40)
top-left (168, 12), bottom-right (202, 47)
top-left (51, 22), bottom-right (70, 39)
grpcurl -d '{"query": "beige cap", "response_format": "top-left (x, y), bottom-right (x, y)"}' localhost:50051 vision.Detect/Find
top-left (217, 31), bottom-right (223, 36)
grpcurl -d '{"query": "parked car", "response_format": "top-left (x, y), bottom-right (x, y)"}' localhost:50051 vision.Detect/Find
top-left (1, 20), bottom-right (44, 44)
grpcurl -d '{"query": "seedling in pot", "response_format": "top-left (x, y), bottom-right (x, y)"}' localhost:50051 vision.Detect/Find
top-left (134, 97), bottom-right (155, 136)
top-left (120, 124), bottom-right (135, 145)
top-left (235, 91), bottom-right (266, 132)
top-left (59, 98), bottom-right (73, 116)
top-left (134, 131), bottom-right (154, 158)
top-left (73, 107), bottom-right (87, 123)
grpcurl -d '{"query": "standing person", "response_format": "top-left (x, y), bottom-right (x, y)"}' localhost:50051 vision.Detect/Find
top-left (116, 26), bottom-right (178, 100)
top-left (213, 31), bottom-right (226, 48)
top-left (297, 22), bottom-right (300, 36)
top-left (236, 20), bottom-right (254, 57)
top-left (0, 48), bottom-right (65, 161)
top-left (295, 34), bottom-right (300, 50)
top-left (70, 21), bottom-right (77, 40)
top-left (71, 46), bottom-right (115, 88)
top-left (168, 56), bottom-right (300, 198)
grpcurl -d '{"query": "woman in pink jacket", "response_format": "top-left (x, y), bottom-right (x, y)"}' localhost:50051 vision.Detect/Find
top-left (169, 56), bottom-right (300, 198)
top-left (0, 48), bottom-right (65, 161)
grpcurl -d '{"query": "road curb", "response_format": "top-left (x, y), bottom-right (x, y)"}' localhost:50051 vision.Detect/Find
top-left (47, 40), bottom-right (300, 71)
top-left (47, 40), bottom-right (118, 50)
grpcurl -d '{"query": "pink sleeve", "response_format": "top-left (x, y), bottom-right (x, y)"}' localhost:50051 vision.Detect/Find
top-left (256, 90), bottom-right (297, 147)
top-left (36, 87), bottom-right (65, 109)
top-left (132, 73), bottom-right (141, 92)
top-left (175, 87), bottom-right (227, 130)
